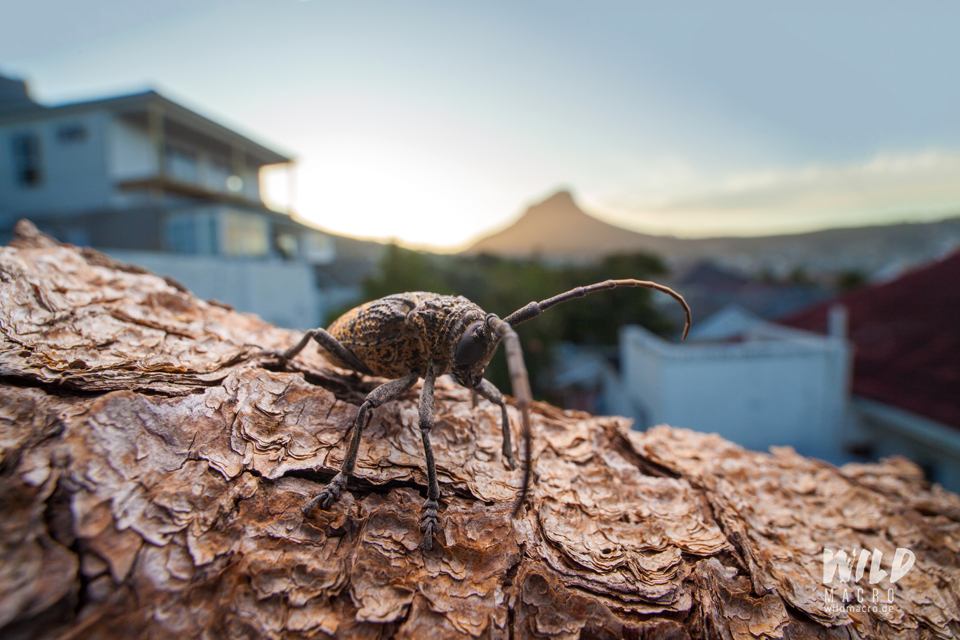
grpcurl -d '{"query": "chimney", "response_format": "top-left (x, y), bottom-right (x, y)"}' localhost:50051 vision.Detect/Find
top-left (828, 304), bottom-right (847, 339)
top-left (0, 74), bottom-right (41, 114)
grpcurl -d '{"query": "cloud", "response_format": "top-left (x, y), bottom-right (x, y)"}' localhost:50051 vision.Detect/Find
top-left (598, 150), bottom-right (960, 237)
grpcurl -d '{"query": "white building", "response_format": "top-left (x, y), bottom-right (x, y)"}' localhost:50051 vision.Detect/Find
top-left (620, 305), bottom-right (854, 462)
top-left (853, 398), bottom-right (960, 491)
top-left (0, 73), bottom-right (365, 328)
top-left (779, 250), bottom-right (960, 492)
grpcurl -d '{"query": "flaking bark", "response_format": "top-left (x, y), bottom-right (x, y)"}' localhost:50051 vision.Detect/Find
top-left (1, 219), bottom-right (959, 639)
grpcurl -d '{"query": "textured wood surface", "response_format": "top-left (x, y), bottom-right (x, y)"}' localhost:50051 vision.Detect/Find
top-left (2, 220), bottom-right (959, 639)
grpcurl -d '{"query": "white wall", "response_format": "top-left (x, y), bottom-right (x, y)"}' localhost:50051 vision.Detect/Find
top-left (0, 112), bottom-right (113, 215)
top-left (105, 117), bottom-right (159, 209)
top-left (621, 324), bottom-right (851, 460)
top-left (2, 111), bottom-right (271, 218)
top-left (107, 118), bottom-right (157, 181)
top-left (106, 250), bottom-right (321, 329)
top-left (855, 398), bottom-right (960, 493)
top-left (107, 119), bottom-right (263, 201)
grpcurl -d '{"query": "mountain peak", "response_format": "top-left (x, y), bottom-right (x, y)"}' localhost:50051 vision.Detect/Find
top-left (521, 190), bottom-right (591, 225)
top-left (462, 189), bottom-right (960, 277)
top-left (463, 190), bottom-right (662, 259)
top-left (541, 189), bottom-right (575, 204)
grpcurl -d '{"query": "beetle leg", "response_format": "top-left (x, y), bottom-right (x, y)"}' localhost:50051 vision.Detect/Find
top-left (281, 328), bottom-right (371, 374)
top-left (302, 372), bottom-right (418, 515)
top-left (484, 318), bottom-right (533, 517)
top-left (473, 378), bottom-right (513, 470)
top-left (418, 365), bottom-right (441, 551)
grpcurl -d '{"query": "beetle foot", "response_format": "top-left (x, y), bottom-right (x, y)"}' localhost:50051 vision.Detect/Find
top-left (302, 472), bottom-right (347, 515)
top-left (503, 449), bottom-right (515, 470)
top-left (254, 347), bottom-right (285, 359)
top-left (419, 499), bottom-right (440, 551)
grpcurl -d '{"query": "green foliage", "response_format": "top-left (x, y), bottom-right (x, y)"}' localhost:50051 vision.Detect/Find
top-left (342, 245), bottom-right (675, 397)
top-left (836, 269), bottom-right (867, 292)
top-left (361, 243), bottom-right (453, 300)
top-left (787, 267), bottom-right (813, 285)
top-left (554, 253), bottom-right (671, 344)
top-left (759, 268), bottom-right (778, 284)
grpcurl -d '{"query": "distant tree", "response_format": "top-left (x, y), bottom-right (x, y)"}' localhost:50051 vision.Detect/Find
top-left (787, 267), bottom-right (813, 286)
top-left (361, 243), bottom-right (452, 300)
top-left (339, 248), bottom-right (673, 399)
top-left (557, 253), bottom-right (672, 345)
top-left (836, 269), bottom-right (867, 292)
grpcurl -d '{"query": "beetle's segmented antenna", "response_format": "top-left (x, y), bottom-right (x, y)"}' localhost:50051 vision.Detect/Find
top-left (504, 279), bottom-right (693, 340)
top-left (486, 316), bottom-right (532, 516)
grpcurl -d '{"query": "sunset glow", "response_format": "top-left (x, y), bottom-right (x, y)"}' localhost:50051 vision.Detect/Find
top-left (3, 1), bottom-right (959, 248)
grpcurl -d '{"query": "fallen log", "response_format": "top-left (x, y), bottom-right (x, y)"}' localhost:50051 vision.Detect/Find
top-left (1, 219), bottom-right (958, 639)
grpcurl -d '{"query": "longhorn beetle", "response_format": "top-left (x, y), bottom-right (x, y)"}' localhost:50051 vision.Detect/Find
top-left (276, 280), bottom-right (691, 550)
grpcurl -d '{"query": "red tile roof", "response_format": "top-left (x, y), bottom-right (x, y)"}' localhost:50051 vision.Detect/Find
top-left (779, 251), bottom-right (960, 429)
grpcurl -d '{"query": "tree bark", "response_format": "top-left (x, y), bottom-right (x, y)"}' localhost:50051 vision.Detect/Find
top-left (1, 219), bottom-right (958, 639)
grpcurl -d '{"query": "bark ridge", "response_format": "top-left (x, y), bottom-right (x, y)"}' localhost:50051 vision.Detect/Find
top-left (2, 220), bottom-right (959, 639)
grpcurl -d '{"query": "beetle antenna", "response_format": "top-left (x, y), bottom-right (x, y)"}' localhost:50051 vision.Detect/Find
top-left (503, 279), bottom-right (692, 340)
top-left (487, 317), bottom-right (532, 516)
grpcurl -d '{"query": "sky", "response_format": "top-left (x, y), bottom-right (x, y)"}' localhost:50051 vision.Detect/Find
top-left (2, 1), bottom-right (959, 249)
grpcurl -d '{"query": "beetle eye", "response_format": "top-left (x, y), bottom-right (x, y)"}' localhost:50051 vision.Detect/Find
top-left (456, 322), bottom-right (485, 366)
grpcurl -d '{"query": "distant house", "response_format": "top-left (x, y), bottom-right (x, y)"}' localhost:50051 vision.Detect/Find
top-left (546, 344), bottom-right (633, 417)
top-left (550, 254), bottom-right (960, 492)
top-left (654, 261), bottom-right (833, 329)
top-left (617, 304), bottom-right (854, 462)
top-left (0, 73), bottom-right (376, 328)
top-left (780, 250), bottom-right (960, 491)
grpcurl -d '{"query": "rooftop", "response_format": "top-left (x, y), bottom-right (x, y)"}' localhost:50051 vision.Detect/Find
top-left (0, 74), bottom-right (291, 167)
top-left (779, 251), bottom-right (960, 429)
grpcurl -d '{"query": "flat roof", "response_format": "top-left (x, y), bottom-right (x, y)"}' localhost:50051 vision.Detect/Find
top-left (0, 89), bottom-right (292, 166)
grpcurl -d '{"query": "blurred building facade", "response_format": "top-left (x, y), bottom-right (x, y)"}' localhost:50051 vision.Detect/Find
top-left (619, 305), bottom-right (854, 463)
top-left (0, 73), bottom-right (375, 328)
top-left (780, 250), bottom-right (960, 492)
top-left (550, 252), bottom-right (960, 492)
top-left (660, 261), bottom-right (834, 323)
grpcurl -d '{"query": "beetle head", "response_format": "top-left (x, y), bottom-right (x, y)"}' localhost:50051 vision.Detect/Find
top-left (449, 310), bottom-right (532, 517)
top-left (449, 314), bottom-right (502, 388)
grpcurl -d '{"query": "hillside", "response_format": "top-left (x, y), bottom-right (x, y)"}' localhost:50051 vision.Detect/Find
top-left (464, 190), bottom-right (960, 277)
top-left (464, 191), bottom-right (677, 259)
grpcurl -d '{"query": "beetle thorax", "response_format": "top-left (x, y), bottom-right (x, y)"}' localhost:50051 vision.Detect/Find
top-left (402, 294), bottom-right (486, 376)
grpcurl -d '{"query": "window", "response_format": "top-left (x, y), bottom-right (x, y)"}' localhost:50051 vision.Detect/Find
top-left (163, 210), bottom-right (218, 255)
top-left (164, 143), bottom-right (198, 182)
top-left (301, 231), bottom-right (335, 264)
top-left (57, 123), bottom-right (87, 143)
top-left (11, 132), bottom-right (42, 187)
top-left (274, 232), bottom-right (299, 259)
top-left (208, 157), bottom-right (231, 192)
top-left (220, 209), bottom-right (268, 257)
